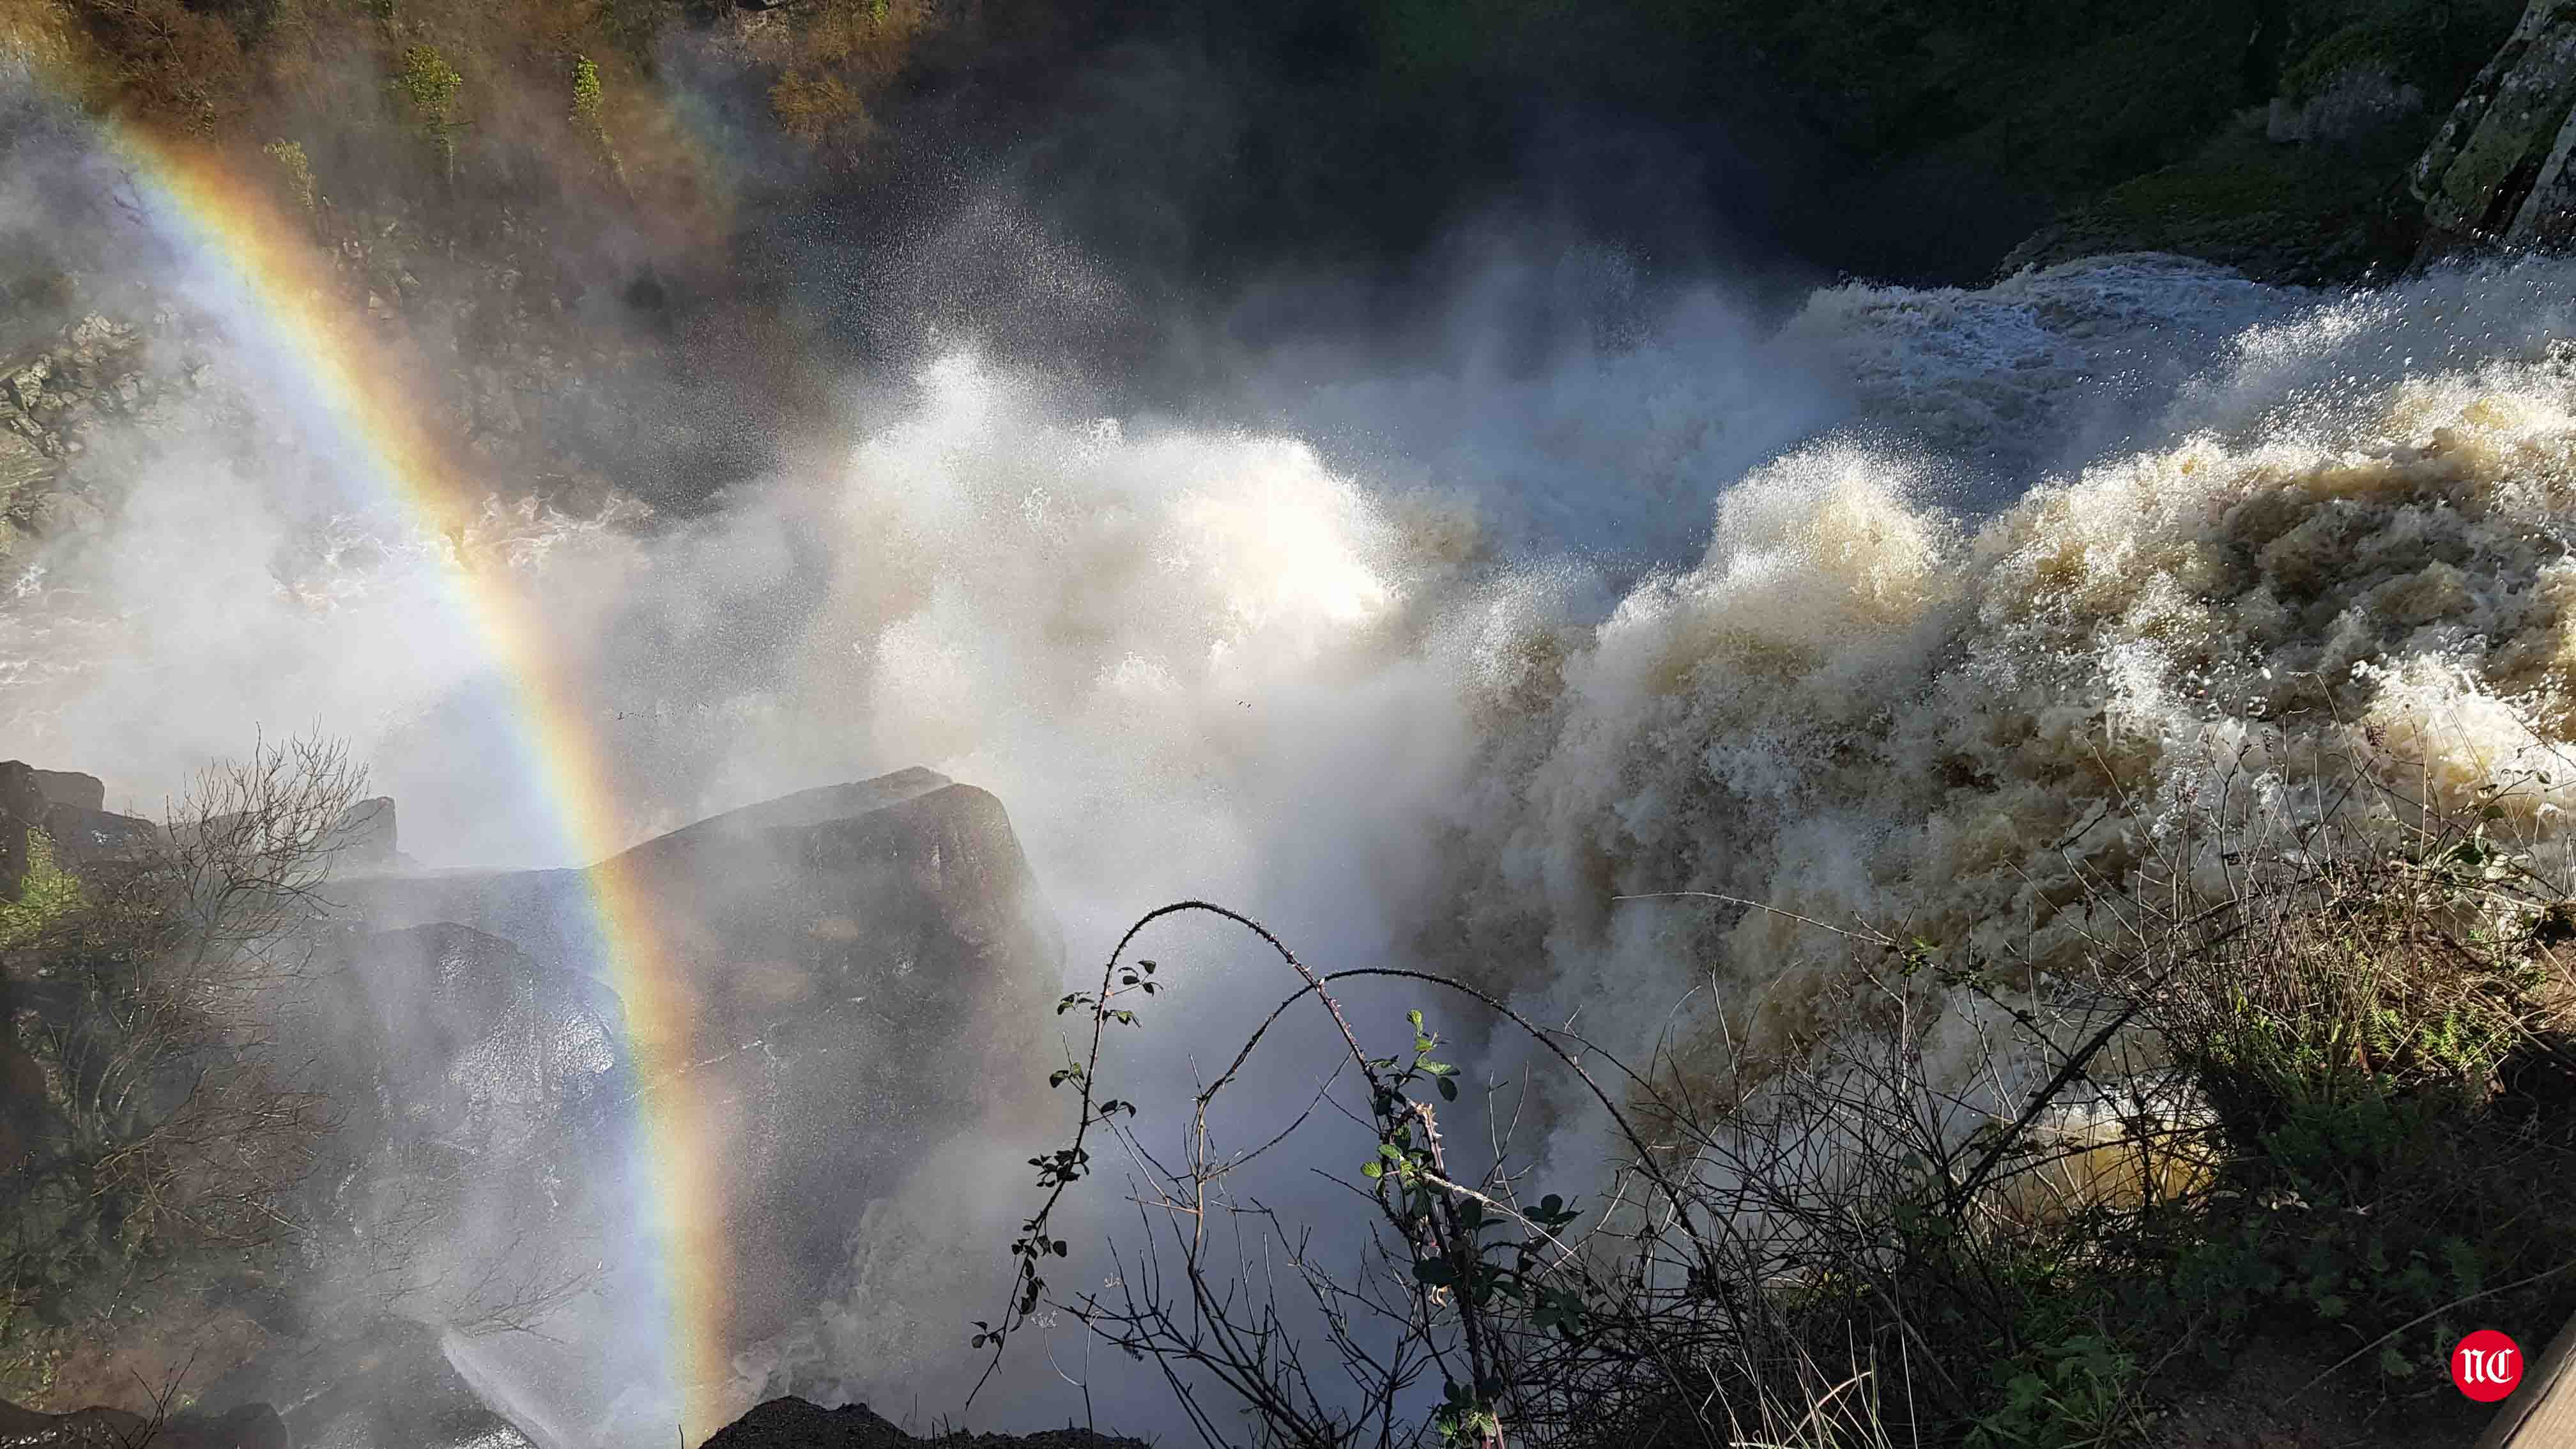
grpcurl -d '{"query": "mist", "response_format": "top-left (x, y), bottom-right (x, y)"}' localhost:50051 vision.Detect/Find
top-left (14, 5), bottom-right (2576, 1445)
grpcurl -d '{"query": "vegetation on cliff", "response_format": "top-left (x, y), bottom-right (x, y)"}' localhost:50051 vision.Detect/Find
top-left (0, 0), bottom-right (2549, 301)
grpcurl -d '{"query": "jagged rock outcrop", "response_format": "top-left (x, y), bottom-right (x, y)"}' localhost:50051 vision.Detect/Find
top-left (0, 759), bottom-right (155, 898)
top-left (22, 769), bottom-right (102, 813)
top-left (701, 1397), bottom-right (1142, 1449)
top-left (2414, 0), bottom-right (2576, 250)
top-left (331, 795), bottom-right (401, 871)
top-left (0, 308), bottom-right (203, 562)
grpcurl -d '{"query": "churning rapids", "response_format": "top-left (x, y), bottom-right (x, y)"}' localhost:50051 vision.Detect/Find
top-left (18, 239), bottom-right (2576, 1439)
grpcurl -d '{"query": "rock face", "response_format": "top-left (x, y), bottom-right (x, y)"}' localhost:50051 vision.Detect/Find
top-left (2414, 0), bottom-right (2576, 249)
top-left (321, 922), bottom-right (625, 1160)
top-left (628, 775), bottom-right (1062, 1338)
top-left (0, 759), bottom-right (156, 898)
top-left (700, 1397), bottom-right (1142, 1449)
top-left (360, 767), bottom-right (955, 958)
top-left (24, 769), bottom-right (102, 813)
top-left (2267, 68), bottom-right (2426, 146)
top-left (0, 308), bottom-right (189, 563)
top-left (348, 767), bottom-right (1062, 1345)
top-left (332, 795), bottom-right (401, 871)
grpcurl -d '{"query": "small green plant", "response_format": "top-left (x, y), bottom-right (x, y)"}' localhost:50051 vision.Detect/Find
top-left (569, 54), bottom-right (626, 183)
top-left (571, 55), bottom-right (604, 127)
top-left (392, 45), bottom-right (464, 180)
top-left (0, 829), bottom-right (82, 951)
top-left (1965, 1332), bottom-right (2138, 1449)
top-left (262, 139), bottom-right (318, 217)
top-left (1364, 1008), bottom-right (1590, 1443)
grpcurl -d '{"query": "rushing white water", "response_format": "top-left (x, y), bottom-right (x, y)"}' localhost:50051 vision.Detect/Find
top-left (20, 240), bottom-right (2576, 1434)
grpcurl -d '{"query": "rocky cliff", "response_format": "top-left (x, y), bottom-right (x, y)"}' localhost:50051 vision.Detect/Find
top-left (0, 312), bottom-right (167, 565)
top-left (0, 757), bottom-right (153, 896)
top-left (2415, 0), bottom-right (2576, 250)
top-left (1, 756), bottom-right (1063, 1447)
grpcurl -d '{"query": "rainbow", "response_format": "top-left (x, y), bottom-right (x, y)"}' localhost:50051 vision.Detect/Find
top-left (89, 130), bottom-right (739, 1434)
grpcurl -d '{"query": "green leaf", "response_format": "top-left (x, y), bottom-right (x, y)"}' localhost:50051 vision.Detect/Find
top-left (1437, 1075), bottom-right (1458, 1101)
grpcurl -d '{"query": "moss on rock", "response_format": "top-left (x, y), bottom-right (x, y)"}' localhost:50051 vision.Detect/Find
top-left (2004, 123), bottom-right (2428, 283)
top-left (2280, 6), bottom-right (2512, 103)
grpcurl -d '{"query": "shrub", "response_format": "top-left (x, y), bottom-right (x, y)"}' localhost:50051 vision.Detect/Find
top-left (2131, 829), bottom-right (2576, 1386)
top-left (0, 737), bottom-right (359, 1395)
top-left (753, 0), bottom-right (937, 146)
top-left (392, 43), bottom-right (464, 178)
top-left (2158, 852), bottom-right (2545, 1139)
top-left (262, 137), bottom-right (316, 215)
top-left (570, 54), bottom-right (624, 181)
top-left (0, 831), bottom-right (83, 953)
top-left (571, 54), bottom-right (604, 129)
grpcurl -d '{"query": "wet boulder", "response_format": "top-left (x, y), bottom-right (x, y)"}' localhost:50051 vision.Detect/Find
top-left (319, 921), bottom-right (624, 1160)
top-left (346, 768), bottom-right (1062, 1347)
top-left (330, 795), bottom-right (401, 871)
